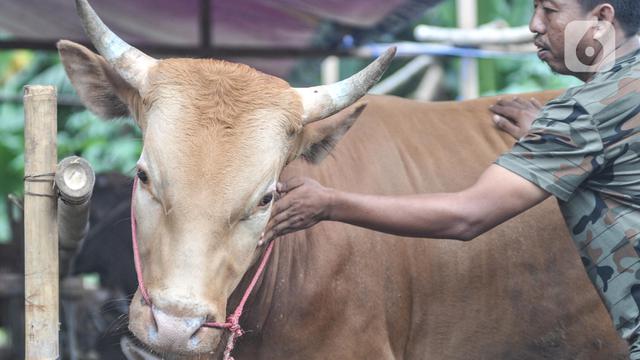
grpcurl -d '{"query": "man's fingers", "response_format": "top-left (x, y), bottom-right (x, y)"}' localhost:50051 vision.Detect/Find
top-left (271, 192), bottom-right (295, 216)
top-left (258, 233), bottom-right (267, 246)
top-left (270, 218), bottom-right (297, 239)
top-left (494, 98), bottom-right (509, 107)
top-left (513, 97), bottom-right (529, 108)
top-left (260, 208), bottom-right (301, 245)
top-left (530, 97), bottom-right (543, 109)
top-left (274, 227), bottom-right (296, 238)
top-left (278, 177), bottom-right (306, 193)
top-left (506, 97), bottom-right (526, 109)
top-left (269, 208), bottom-right (295, 230)
top-left (261, 205), bottom-right (288, 245)
top-left (490, 103), bottom-right (520, 119)
top-left (260, 223), bottom-right (282, 245)
top-left (493, 114), bottom-right (521, 138)
top-left (494, 98), bottom-right (523, 110)
top-left (259, 218), bottom-right (303, 245)
top-left (258, 231), bottom-right (272, 246)
top-left (492, 114), bottom-right (510, 127)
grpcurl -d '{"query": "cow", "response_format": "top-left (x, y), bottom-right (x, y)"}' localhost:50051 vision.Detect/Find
top-left (59, 0), bottom-right (629, 358)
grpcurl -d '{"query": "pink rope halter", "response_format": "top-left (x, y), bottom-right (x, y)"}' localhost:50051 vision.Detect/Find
top-left (130, 177), bottom-right (275, 360)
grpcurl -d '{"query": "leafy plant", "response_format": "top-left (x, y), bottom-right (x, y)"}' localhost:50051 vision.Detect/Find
top-left (0, 51), bottom-right (141, 242)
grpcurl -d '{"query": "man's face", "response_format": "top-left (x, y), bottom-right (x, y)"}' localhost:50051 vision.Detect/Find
top-left (530, 0), bottom-right (598, 75)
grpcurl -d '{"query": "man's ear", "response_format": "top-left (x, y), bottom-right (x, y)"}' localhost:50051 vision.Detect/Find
top-left (593, 3), bottom-right (615, 23)
top-left (57, 40), bottom-right (140, 121)
top-left (295, 102), bottom-right (367, 164)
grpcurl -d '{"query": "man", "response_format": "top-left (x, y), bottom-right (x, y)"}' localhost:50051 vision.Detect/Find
top-left (263, 0), bottom-right (640, 357)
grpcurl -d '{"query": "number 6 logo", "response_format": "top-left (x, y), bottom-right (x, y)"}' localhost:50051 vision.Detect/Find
top-left (564, 19), bottom-right (616, 73)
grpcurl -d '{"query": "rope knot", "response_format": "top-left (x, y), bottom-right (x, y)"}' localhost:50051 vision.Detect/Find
top-left (227, 314), bottom-right (244, 337)
top-left (231, 324), bottom-right (244, 338)
top-left (222, 320), bottom-right (243, 360)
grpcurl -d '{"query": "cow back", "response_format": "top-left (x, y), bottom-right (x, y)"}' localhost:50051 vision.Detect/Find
top-left (258, 91), bottom-right (627, 360)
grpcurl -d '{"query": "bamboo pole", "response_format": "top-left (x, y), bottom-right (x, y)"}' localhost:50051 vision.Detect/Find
top-left (321, 55), bottom-right (340, 85)
top-left (456, 0), bottom-right (479, 99)
top-left (414, 24), bottom-right (534, 46)
top-left (23, 85), bottom-right (59, 359)
top-left (55, 156), bottom-right (95, 276)
top-left (412, 62), bottom-right (445, 101)
top-left (370, 56), bottom-right (434, 95)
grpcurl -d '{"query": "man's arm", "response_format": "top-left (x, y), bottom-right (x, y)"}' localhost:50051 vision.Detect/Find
top-left (261, 165), bottom-right (550, 243)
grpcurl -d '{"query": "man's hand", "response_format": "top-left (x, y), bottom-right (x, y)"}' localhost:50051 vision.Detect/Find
top-left (259, 177), bottom-right (334, 245)
top-left (489, 97), bottom-right (542, 140)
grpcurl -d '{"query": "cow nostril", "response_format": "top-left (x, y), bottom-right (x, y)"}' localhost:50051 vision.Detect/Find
top-left (188, 318), bottom-right (223, 348)
top-left (190, 325), bottom-right (207, 341)
top-left (204, 314), bottom-right (218, 324)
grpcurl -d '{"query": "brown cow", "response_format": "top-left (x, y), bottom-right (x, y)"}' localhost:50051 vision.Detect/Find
top-left (61, 0), bottom-right (628, 358)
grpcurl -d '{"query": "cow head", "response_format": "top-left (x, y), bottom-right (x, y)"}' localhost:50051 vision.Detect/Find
top-left (60, 0), bottom-right (394, 355)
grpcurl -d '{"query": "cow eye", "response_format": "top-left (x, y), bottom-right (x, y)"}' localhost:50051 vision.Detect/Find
top-left (137, 169), bottom-right (149, 184)
top-left (258, 193), bottom-right (274, 207)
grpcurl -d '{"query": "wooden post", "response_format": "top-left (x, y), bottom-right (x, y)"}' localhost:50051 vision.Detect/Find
top-left (457, 0), bottom-right (479, 99)
top-left (23, 85), bottom-right (59, 359)
top-left (55, 156), bottom-right (95, 276)
top-left (412, 62), bottom-right (445, 101)
top-left (321, 56), bottom-right (340, 85)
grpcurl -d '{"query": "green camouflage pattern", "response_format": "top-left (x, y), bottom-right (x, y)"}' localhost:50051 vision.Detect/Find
top-left (631, 335), bottom-right (640, 360)
top-left (496, 49), bottom-right (640, 341)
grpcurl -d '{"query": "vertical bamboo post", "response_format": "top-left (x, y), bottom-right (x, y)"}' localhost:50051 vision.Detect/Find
top-left (457, 0), bottom-right (478, 99)
top-left (321, 56), bottom-right (340, 85)
top-left (23, 85), bottom-right (59, 359)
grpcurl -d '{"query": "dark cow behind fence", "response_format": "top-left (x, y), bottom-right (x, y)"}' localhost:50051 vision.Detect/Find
top-left (0, 173), bottom-right (136, 360)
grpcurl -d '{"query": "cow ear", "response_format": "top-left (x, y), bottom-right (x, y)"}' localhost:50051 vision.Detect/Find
top-left (295, 102), bottom-right (367, 164)
top-left (57, 40), bottom-right (140, 122)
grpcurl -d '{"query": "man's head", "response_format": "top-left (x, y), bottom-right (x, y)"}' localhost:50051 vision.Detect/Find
top-left (578, 0), bottom-right (640, 36)
top-left (530, 0), bottom-right (640, 78)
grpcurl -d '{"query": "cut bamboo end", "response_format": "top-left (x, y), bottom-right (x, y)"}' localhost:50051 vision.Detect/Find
top-left (56, 156), bottom-right (95, 205)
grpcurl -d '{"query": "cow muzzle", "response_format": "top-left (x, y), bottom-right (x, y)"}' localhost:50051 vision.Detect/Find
top-left (129, 292), bottom-right (224, 355)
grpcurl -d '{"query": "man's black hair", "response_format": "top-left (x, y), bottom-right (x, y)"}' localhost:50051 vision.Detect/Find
top-left (578, 0), bottom-right (640, 36)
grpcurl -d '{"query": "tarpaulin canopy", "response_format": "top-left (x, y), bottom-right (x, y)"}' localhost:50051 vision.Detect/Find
top-left (0, 0), bottom-right (442, 77)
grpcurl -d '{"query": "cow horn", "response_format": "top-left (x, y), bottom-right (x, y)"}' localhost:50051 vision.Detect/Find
top-left (75, 0), bottom-right (156, 90)
top-left (294, 46), bottom-right (396, 125)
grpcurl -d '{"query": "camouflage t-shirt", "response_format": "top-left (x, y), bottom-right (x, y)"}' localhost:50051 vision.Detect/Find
top-left (496, 49), bottom-right (640, 339)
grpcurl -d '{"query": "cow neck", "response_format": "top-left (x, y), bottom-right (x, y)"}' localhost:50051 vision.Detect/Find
top-left (130, 177), bottom-right (278, 360)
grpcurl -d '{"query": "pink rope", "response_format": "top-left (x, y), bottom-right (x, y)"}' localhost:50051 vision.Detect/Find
top-left (208, 241), bottom-right (275, 360)
top-left (130, 177), bottom-right (275, 360)
top-left (131, 177), bottom-right (151, 304)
